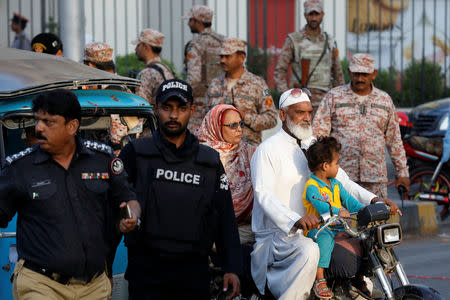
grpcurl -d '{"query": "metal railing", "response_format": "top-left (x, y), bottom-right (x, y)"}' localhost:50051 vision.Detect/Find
top-left (1, 0), bottom-right (449, 106)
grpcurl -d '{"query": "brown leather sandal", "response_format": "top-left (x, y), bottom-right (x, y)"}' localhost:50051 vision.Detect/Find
top-left (313, 279), bottom-right (333, 299)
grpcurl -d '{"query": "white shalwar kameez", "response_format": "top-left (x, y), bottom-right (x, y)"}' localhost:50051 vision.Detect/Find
top-left (251, 128), bottom-right (376, 299)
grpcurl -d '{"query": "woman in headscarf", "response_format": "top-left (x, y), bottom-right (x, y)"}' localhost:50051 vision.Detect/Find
top-left (196, 104), bottom-right (256, 245)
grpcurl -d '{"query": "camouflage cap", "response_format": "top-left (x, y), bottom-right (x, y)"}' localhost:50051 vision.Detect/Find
top-left (220, 38), bottom-right (247, 55)
top-left (131, 29), bottom-right (165, 48)
top-left (183, 5), bottom-right (213, 23)
top-left (304, 0), bottom-right (323, 14)
top-left (349, 53), bottom-right (375, 73)
top-left (84, 42), bottom-right (114, 63)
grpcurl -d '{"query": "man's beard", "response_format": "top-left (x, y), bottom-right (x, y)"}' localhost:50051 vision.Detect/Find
top-left (159, 120), bottom-right (188, 137)
top-left (286, 117), bottom-right (313, 140)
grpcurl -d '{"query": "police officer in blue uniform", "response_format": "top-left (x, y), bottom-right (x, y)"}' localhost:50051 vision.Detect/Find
top-left (0, 89), bottom-right (140, 300)
top-left (119, 79), bottom-right (242, 300)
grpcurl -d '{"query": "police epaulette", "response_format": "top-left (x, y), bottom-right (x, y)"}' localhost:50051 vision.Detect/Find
top-left (5, 147), bottom-right (36, 165)
top-left (84, 140), bottom-right (113, 155)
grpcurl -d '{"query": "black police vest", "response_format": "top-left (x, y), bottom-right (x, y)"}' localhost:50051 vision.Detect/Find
top-left (129, 137), bottom-right (221, 256)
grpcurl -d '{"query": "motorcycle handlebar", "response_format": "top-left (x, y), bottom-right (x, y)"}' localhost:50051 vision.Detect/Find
top-left (0, 232), bottom-right (16, 238)
top-left (314, 214), bottom-right (359, 240)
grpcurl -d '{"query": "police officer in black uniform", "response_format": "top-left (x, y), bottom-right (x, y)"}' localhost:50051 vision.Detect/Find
top-left (0, 89), bottom-right (140, 300)
top-left (119, 78), bottom-right (242, 300)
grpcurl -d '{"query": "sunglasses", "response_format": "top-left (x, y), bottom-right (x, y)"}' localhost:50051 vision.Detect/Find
top-left (222, 121), bottom-right (245, 130)
top-left (290, 87), bottom-right (311, 97)
top-left (279, 88), bottom-right (312, 108)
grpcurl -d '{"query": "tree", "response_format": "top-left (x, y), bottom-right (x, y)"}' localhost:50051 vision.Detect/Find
top-left (115, 54), bottom-right (180, 79)
top-left (402, 59), bottom-right (444, 107)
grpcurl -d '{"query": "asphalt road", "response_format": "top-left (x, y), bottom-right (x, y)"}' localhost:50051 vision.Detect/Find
top-left (394, 222), bottom-right (450, 298)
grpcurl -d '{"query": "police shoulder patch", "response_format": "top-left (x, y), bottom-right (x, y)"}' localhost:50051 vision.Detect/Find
top-left (111, 157), bottom-right (124, 175)
top-left (219, 173), bottom-right (229, 191)
top-left (84, 140), bottom-right (113, 155)
top-left (5, 147), bottom-right (36, 165)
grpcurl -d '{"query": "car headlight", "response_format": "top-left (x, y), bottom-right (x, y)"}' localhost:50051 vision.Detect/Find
top-left (377, 224), bottom-right (402, 247)
top-left (439, 113), bottom-right (449, 131)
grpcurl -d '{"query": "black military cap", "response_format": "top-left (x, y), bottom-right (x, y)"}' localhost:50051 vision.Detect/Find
top-left (156, 79), bottom-right (194, 104)
top-left (31, 33), bottom-right (63, 55)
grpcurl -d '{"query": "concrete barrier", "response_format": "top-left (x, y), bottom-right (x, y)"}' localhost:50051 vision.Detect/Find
top-left (390, 200), bottom-right (437, 235)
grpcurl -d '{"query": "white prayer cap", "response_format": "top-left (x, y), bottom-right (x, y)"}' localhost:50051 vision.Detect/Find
top-left (279, 88), bottom-right (311, 109)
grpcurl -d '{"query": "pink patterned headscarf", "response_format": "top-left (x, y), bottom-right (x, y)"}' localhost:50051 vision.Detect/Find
top-left (196, 104), bottom-right (256, 223)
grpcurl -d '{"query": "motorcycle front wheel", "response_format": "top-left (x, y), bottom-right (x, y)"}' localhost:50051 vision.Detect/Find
top-left (407, 166), bottom-right (450, 220)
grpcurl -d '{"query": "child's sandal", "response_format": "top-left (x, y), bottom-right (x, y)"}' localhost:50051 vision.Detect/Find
top-left (313, 279), bottom-right (333, 299)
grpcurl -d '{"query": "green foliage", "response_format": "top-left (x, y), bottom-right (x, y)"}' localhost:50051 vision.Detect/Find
top-left (341, 58), bottom-right (350, 83)
top-left (45, 16), bottom-right (59, 35)
top-left (116, 54), bottom-right (146, 78)
top-left (246, 45), bottom-right (272, 79)
top-left (373, 67), bottom-right (401, 106)
top-left (115, 53), bottom-right (180, 79)
top-left (402, 59), bottom-right (445, 107)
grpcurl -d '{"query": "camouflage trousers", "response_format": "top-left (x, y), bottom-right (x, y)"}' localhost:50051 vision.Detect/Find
top-left (309, 88), bottom-right (327, 117)
top-left (357, 182), bottom-right (388, 199)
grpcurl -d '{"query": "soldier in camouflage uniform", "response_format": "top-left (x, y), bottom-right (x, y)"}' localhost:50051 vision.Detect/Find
top-left (83, 42), bottom-right (116, 73)
top-left (183, 5), bottom-right (225, 131)
top-left (207, 38), bottom-right (278, 146)
top-left (313, 53), bottom-right (410, 198)
top-left (274, 0), bottom-right (343, 116)
top-left (133, 29), bottom-right (175, 106)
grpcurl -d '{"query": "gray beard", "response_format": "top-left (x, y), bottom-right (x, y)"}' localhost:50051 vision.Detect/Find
top-left (286, 117), bottom-right (313, 141)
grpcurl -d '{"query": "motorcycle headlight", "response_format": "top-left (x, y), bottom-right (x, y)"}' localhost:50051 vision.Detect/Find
top-left (377, 224), bottom-right (402, 247)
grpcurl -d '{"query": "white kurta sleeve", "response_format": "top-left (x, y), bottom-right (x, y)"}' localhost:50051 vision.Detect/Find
top-left (336, 168), bottom-right (376, 205)
top-left (251, 145), bottom-right (301, 234)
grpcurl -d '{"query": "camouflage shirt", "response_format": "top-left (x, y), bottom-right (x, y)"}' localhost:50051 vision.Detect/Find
top-left (274, 27), bottom-right (343, 93)
top-left (207, 70), bottom-right (278, 146)
top-left (185, 28), bottom-right (225, 131)
top-left (137, 56), bottom-right (174, 106)
top-left (312, 84), bottom-right (408, 183)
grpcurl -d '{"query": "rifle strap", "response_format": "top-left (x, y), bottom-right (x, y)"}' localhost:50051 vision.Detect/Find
top-left (146, 62), bottom-right (176, 80)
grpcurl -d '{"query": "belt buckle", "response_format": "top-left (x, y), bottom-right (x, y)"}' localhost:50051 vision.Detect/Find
top-left (51, 273), bottom-right (71, 285)
top-left (67, 277), bottom-right (88, 285)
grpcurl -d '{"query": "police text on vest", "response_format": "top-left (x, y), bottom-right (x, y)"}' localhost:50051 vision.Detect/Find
top-left (155, 168), bottom-right (200, 185)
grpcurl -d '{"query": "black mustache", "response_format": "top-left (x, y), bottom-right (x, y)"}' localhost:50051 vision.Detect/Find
top-left (35, 132), bottom-right (47, 140)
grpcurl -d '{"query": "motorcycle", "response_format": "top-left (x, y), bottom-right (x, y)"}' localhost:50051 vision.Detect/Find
top-left (209, 244), bottom-right (263, 300)
top-left (308, 197), bottom-right (442, 300)
top-left (402, 134), bottom-right (450, 220)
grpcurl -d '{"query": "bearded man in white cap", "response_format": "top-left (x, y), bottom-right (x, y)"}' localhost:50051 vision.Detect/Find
top-left (250, 88), bottom-right (401, 299)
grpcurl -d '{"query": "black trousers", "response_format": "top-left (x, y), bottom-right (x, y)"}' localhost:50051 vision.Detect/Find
top-left (126, 251), bottom-right (210, 300)
top-left (325, 235), bottom-right (364, 280)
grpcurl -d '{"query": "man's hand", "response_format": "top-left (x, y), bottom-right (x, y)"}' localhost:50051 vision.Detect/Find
top-left (294, 214), bottom-right (320, 231)
top-left (370, 197), bottom-right (402, 216)
top-left (223, 273), bottom-right (240, 300)
top-left (396, 176), bottom-right (410, 193)
top-left (119, 200), bottom-right (141, 233)
top-left (109, 277), bottom-right (114, 290)
top-left (338, 208), bottom-right (350, 218)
